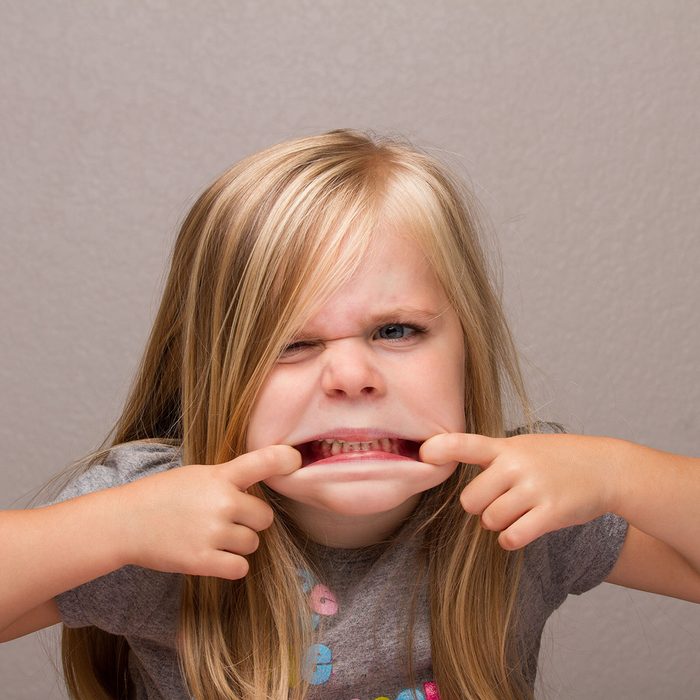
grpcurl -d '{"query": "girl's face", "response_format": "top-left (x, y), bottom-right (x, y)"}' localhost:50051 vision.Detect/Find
top-left (247, 228), bottom-right (466, 545)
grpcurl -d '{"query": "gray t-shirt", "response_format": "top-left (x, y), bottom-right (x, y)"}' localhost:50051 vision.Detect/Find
top-left (52, 427), bottom-right (628, 699)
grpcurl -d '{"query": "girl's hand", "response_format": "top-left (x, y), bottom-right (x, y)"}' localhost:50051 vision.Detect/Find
top-left (420, 433), bottom-right (624, 550)
top-left (114, 445), bottom-right (301, 579)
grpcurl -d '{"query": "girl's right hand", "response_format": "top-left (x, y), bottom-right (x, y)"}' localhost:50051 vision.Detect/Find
top-left (114, 444), bottom-right (300, 580)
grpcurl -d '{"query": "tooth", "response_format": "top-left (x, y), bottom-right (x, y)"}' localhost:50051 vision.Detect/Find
top-left (369, 439), bottom-right (380, 451)
top-left (331, 441), bottom-right (342, 455)
top-left (380, 438), bottom-right (391, 452)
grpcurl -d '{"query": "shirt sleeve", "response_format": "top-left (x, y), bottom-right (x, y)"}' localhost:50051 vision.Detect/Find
top-left (55, 565), bottom-right (181, 640)
top-left (49, 442), bottom-right (183, 641)
top-left (534, 513), bottom-right (629, 600)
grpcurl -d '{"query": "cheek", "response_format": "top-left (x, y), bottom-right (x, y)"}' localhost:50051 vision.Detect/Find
top-left (246, 376), bottom-right (283, 450)
top-left (429, 373), bottom-right (465, 430)
top-left (246, 370), bottom-right (310, 450)
top-left (414, 349), bottom-right (465, 431)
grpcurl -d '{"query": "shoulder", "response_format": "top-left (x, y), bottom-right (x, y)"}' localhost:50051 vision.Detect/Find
top-left (105, 440), bottom-right (182, 478)
top-left (52, 441), bottom-right (182, 504)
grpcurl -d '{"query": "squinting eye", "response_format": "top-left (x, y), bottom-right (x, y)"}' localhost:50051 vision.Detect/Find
top-left (280, 341), bottom-right (313, 356)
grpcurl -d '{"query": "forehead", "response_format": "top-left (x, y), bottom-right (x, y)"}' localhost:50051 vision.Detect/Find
top-left (300, 230), bottom-right (448, 336)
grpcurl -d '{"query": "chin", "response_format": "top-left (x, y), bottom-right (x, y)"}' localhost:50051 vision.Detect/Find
top-left (295, 484), bottom-right (415, 517)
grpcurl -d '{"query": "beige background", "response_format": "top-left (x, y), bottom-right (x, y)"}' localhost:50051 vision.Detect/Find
top-left (1, 1), bottom-right (698, 698)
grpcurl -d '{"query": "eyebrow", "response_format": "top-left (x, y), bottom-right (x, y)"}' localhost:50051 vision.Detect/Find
top-left (368, 307), bottom-right (446, 324)
top-left (294, 306), bottom-right (449, 339)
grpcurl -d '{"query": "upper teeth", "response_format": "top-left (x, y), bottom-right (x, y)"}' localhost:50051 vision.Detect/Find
top-left (317, 438), bottom-right (397, 455)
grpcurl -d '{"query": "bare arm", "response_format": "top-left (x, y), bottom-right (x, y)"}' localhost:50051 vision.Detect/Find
top-left (0, 490), bottom-right (126, 638)
top-left (603, 440), bottom-right (700, 601)
top-left (609, 440), bottom-right (700, 572)
top-left (0, 600), bottom-right (61, 643)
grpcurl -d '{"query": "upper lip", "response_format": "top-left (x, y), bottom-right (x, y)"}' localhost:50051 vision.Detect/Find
top-left (291, 428), bottom-right (420, 445)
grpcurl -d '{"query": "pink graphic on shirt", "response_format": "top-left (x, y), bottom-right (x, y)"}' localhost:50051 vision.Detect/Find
top-left (310, 584), bottom-right (338, 615)
top-left (423, 680), bottom-right (441, 699)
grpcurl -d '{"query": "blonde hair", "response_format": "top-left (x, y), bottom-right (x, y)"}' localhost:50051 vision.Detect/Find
top-left (58, 128), bottom-right (536, 699)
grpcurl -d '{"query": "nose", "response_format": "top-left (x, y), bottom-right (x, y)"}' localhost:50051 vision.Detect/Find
top-left (319, 340), bottom-right (386, 399)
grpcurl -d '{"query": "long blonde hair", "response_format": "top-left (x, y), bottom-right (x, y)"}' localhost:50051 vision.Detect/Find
top-left (58, 128), bottom-right (535, 699)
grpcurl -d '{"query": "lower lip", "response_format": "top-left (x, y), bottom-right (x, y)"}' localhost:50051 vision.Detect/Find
top-left (303, 450), bottom-right (412, 467)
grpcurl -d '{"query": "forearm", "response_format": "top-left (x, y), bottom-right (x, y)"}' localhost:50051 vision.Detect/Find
top-left (611, 439), bottom-right (700, 572)
top-left (0, 489), bottom-right (127, 633)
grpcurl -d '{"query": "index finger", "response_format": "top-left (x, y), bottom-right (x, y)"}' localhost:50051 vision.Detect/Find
top-left (419, 432), bottom-right (502, 468)
top-left (225, 445), bottom-right (301, 491)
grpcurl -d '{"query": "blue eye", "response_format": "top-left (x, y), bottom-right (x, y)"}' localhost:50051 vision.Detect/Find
top-left (375, 323), bottom-right (426, 341)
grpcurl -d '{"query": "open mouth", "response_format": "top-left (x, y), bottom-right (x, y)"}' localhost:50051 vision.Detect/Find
top-left (293, 438), bottom-right (421, 467)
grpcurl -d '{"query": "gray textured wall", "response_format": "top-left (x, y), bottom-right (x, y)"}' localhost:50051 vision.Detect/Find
top-left (1, 1), bottom-right (698, 698)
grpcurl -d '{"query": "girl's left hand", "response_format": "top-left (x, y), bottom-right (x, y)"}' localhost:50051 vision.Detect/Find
top-left (420, 432), bottom-right (625, 550)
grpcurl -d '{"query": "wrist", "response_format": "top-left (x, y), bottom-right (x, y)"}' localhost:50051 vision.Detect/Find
top-left (88, 486), bottom-right (134, 570)
top-left (604, 437), bottom-right (647, 519)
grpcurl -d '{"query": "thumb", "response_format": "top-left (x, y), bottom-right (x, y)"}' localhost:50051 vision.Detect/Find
top-left (419, 432), bottom-right (502, 468)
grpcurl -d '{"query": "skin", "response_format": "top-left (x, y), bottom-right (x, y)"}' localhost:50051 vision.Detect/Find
top-left (247, 229), bottom-right (467, 547)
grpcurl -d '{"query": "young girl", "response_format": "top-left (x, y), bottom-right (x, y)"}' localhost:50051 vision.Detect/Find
top-left (1, 128), bottom-right (698, 700)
